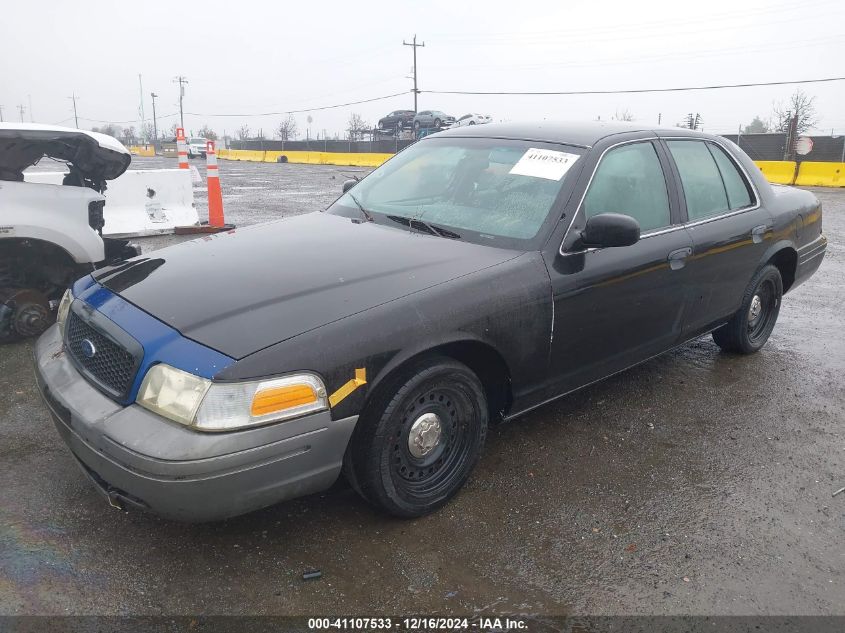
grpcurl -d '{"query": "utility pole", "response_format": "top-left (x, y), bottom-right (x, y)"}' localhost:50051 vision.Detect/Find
top-left (138, 74), bottom-right (146, 143)
top-left (403, 35), bottom-right (425, 113)
top-left (657, 112), bottom-right (662, 125)
top-left (17, 104), bottom-right (26, 123)
top-left (68, 93), bottom-right (79, 128)
top-left (28, 95), bottom-right (33, 122)
top-left (150, 92), bottom-right (159, 141)
top-left (173, 75), bottom-right (188, 129)
top-left (0, 105), bottom-right (4, 122)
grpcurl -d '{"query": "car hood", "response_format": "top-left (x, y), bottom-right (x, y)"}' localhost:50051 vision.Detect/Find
top-left (0, 123), bottom-right (131, 182)
top-left (93, 212), bottom-right (520, 359)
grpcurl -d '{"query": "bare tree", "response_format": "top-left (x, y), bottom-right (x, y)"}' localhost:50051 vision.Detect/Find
top-left (94, 123), bottom-right (121, 138)
top-left (743, 116), bottom-right (769, 134)
top-left (141, 122), bottom-right (156, 142)
top-left (197, 124), bottom-right (218, 140)
top-left (613, 109), bottom-right (635, 122)
top-left (236, 124), bottom-right (251, 140)
top-left (275, 115), bottom-right (298, 141)
top-left (346, 112), bottom-right (369, 141)
top-left (772, 89), bottom-right (818, 134)
top-left (120, 126), bottom-right (136, 145)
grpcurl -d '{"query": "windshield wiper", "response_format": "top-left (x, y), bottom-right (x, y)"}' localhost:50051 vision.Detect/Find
top-left (385, 215), bottom-right (461, 240)
top-left (347, 192), bottom-right (374, 222)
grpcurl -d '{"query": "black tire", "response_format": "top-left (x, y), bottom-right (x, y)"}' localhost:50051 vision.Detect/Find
top-left (434, 118), bottom-right (442, 128)
top-left (469, 120), bottom-right (476, 125)
top-left (712, 264), bottom-right (783, 354)
top-left (345, 357), bottom-right (488, 517)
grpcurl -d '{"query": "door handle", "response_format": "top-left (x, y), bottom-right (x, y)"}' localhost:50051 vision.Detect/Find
top-left (751, 224), bottom-right (769, 244)
top-left (667, 247), bottom-right (692, 271)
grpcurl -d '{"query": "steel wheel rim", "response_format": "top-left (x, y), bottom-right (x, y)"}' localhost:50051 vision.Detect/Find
top-left (747, 279), bottom-right (777, 344)
top-left (389, 384), bottom-right (475, 498)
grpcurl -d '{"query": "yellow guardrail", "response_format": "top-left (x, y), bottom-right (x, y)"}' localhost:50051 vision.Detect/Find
top-left (215, 151), bottom-right (843, 187)
top-left (128, 145), bottom-right (156, 157)
top-left (753, 161), bottom-right (797, 185)
top-left (218, 148), bottom-right (392, 168)
top-left (794, 161), bottom-right (844, 187)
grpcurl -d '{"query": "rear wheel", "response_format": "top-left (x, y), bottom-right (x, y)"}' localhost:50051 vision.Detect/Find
top-left (469, 120), bottom-right (476, 125)
top-left (346, 357), bottom-right (488, 517)
top-left (712, 264), bottom-right (782, 354)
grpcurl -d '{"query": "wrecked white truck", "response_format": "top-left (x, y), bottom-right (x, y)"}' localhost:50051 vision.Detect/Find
top-left (0, 123), bottom-right (140, 342)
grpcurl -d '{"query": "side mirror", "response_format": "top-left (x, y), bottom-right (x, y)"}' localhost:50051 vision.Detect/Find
top-left (342, 179), bottom-right (357, 193)
top-left (580, 213), bottom-right (640, 248)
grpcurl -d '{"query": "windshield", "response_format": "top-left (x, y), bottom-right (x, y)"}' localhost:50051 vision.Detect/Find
top-left (190, 139), bottom-right (206, 145)
top-left (327, 137), bottom-right (583, 249)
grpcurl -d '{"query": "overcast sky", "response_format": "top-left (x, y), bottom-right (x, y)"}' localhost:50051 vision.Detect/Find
top-left (1, 0), bottom-right (843, 139)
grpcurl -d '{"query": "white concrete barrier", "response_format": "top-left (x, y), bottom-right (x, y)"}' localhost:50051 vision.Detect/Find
top-left (25, 169), bottom-right (199, 237)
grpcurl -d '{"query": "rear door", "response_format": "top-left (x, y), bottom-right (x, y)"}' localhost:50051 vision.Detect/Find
top-left (661, 138), bottom-right (773, 337)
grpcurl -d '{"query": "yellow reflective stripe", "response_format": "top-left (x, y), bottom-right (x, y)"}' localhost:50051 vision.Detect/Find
top-left (328, 368), bottom-right (367, 408)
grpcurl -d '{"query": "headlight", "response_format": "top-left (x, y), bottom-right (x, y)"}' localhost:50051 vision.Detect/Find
top-left (56, 289), bottom-right (73, 326)
top-left (136, 364), bottom-right (328, 432)
top-left (137, 364), bottom-right (211, 426)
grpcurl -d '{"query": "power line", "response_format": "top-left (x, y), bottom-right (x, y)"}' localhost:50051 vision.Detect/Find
top-left (183, 91), bottom-right (409, 118)
top-left (423, 76), bottom-right (845, 96)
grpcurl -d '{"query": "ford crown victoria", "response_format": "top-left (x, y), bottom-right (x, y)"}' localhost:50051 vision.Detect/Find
top-left (34, 122), bottom-right (826, 521)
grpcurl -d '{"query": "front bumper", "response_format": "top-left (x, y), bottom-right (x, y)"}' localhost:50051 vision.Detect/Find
top-left (34, 324), bottom-right (358, 522)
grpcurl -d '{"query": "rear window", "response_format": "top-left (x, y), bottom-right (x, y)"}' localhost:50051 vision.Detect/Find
top-left (708, 143), bottom-right (754, 210)
top-left (667, 140), bottom-right (730, 222)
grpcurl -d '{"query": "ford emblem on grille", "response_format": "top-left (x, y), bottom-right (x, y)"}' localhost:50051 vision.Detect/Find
top-left (80, 338), bottom-right (97, 359)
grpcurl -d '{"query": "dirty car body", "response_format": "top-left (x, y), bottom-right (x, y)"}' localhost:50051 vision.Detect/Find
top-left (34, 122), bottom-right (826, 521)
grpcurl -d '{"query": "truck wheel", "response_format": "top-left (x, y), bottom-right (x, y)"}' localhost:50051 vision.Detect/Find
top-left (0, 288), bottom-right (53, 343)
top-left (346, 357), bottom-right (488, 517)
top-left (713, 264), bottom-right (782, 354)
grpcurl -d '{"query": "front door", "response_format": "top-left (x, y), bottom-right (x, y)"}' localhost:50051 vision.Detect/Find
top-left (545, 139), bottom-right (694, 397)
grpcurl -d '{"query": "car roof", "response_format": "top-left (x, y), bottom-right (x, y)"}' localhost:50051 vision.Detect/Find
top-left (432, 120), bottom-right (711, 148)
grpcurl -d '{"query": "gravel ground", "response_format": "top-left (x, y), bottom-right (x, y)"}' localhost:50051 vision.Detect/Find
top-left (1, 157), bottom-right (842, 616)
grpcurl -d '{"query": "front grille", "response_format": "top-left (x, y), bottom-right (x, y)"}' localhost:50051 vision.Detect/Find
top-left (66, 311), bottom-right (138, 399)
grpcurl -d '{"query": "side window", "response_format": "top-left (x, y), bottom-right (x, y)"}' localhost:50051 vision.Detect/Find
top-left (667, 140), bottom-right (729, 221)
top-left (708, 143), bottom-right (753, 209)
top-left (582, 141), bottom-right (671, 233)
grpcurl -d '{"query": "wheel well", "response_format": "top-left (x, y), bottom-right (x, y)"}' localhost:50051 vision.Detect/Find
top-left (370, 341), bottom-right (513, 423)
top-left (0, 238), bottom-right (81, 299)
top-left (768, 248), bottom-right (797, 293)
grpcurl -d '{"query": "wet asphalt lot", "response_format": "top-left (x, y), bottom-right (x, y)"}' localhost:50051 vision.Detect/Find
top-left (1, 156), bottom-right (843, 616)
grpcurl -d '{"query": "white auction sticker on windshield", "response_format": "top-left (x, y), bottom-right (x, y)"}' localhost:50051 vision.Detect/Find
top-left (509, 148), bottom-right (580, 181)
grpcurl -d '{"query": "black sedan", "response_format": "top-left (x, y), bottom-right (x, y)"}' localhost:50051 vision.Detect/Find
top-left (34, 122), bottom-right (825, 521)
top-left (378, 110), bottom-right (415, 132)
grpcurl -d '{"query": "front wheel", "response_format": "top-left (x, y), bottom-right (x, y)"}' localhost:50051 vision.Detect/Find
top-left (434, 118), bottom-right (442, 128)
top-left (713, 264), bottom-right (783, 354)
top-left (345, 357), bottom-right (488, 517)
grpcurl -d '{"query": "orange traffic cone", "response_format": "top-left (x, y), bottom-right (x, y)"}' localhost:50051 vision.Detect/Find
top-left (206, 141), bottom-right (225, 228)
top-left (176, 127), bottom-right (188, 169)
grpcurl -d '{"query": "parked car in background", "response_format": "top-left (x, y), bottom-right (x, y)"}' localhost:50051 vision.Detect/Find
top-left (378, 110), bottom-right (416, 132)
top-left (34, 122), bottom-right (825, 522)
top-left (452, 113), bottom-right (493, 127)
top-left (413, 110), bottom-right (456, 130)
top-left (187, 138), bottom-right (208, 158)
